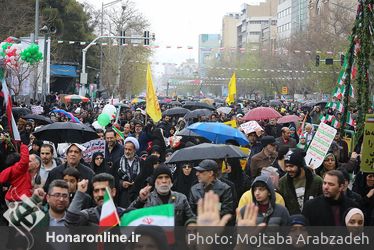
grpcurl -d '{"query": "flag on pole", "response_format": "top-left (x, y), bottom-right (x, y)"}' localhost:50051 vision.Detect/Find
top-left (99, 187), bottom-right (120, 227)
top-left (112, 126), bottom-right (124, 140)
top-left (145, 64), bottom-right (162, 123)
top-left (226, 72), bottom-right (236, 105)
top-left (1, 79), bottom-right (20, 141)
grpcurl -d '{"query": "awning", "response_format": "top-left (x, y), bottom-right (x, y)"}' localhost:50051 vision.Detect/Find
top-left (50, 64), bottom-right (78, 78)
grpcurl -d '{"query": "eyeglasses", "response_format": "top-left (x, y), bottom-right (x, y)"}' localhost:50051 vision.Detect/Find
top-left (95, 157), bottom-right (104, 160)
top-left (49, 193), bottom-right (69, 199)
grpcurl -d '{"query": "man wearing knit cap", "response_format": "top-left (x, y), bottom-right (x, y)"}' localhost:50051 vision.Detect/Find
top-left (128, 166), bottom-right (194, 226)
top-left (278, 148), bottom-right (322, 215)
top-left (249, 136), bottom-right (278, 179)
top-left (117, 136), bottom-right (141, 207)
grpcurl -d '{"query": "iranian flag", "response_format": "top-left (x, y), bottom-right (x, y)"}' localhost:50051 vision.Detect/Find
top-left (331, 118), bottom-right (341, 128)
top-left (346, 112), bottom-right (356, 127)
top-left (333, 102), bottom-right (344, 113)
top-left (120, 204), bottom-right (175, 245)
top-left (120, 204), bottom-right (174, 226)
top-left (99, 187), bottom-right (120, 227)
top-left (1, 79), bottom-right (20, 141)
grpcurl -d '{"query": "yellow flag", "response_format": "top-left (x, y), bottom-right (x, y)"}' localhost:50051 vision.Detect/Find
top-left (145, 64), bottom-right (162, 122)
top-left (226, 72), bottom-right (236, 105)
top-left (223, 120), bottom-right (237, 128)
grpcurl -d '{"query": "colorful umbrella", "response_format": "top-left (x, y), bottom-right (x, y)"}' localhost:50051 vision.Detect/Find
top-left (187, 122), bottom-right (249, 146)
top-left (131, 98), bottom-right (145, 104)
top-left (243, 107), bottom-right (281, 121)
top-left (64, 94), bottom-right (89, 103)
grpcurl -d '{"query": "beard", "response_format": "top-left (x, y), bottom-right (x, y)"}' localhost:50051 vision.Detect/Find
top-left (125, 152), bottom-right (135, 159)
top-left (155, 183), bottom-right (172, 195)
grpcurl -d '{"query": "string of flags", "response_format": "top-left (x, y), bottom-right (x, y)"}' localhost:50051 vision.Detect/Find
top-left (320, 112), bottom-right (356, 129)
top-left (47, 39), bottom-right (343, 55)
top-left (125, 60), bottom-right (339, 75)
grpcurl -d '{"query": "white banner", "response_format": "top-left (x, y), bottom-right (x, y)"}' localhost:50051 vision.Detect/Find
top-left (305, 122), bottom-right (337, 168)
top-left (82, 139), bottom-right (105, 163)
top-left (240, 121), bottom-right (262, 135)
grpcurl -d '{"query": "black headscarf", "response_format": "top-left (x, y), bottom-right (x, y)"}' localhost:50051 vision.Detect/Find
top-left (90, 151), bottom-right (107, 174)
top-left (172, 162), bottom-right (197, 197)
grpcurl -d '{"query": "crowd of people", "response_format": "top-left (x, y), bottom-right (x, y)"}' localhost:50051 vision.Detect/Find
top-left (0, 96), bottom-right (373, 249)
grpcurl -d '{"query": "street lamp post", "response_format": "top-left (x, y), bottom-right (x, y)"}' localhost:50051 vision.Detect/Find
top-left (100, 0), bottom-right (124, 92)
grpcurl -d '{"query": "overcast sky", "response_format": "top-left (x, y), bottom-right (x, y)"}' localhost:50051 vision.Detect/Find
top-left (79, 0), bottom-right (265, 72)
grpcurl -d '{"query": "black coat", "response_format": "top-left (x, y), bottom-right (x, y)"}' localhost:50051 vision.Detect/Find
top-left (44, 162), bottom-right (95, 192)
top-left (302, 194), bottom-right (358, 226)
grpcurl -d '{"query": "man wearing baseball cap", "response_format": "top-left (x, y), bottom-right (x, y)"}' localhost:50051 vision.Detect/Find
top-left (129, 166), bottom-right (194, 226)
top-left (278, 149), bottom-right (322, 215)
top-left (249, 136), bottom-right (278, 180)
top-left (189, 159), bottom-right (233, 217)
top-left (44, 143), bottom-right (94, 192)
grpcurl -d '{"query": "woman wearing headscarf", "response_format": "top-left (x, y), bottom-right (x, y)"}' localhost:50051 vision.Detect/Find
top-left (353, 172), bottom-right (374, 225)
top-left (225, 158), bottom-right (252, 200)
top-left (172, 162), bottom-right (197, 197)
top-left (315, 151), bottom-right (358, 178)
top-left (344, 207), bottom-right (365, 235)
top-left (90, 152), bottom-right (108, 174)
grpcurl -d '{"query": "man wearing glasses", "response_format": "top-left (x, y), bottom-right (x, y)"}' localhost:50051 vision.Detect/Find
top-left (20, 180), bottom-right (70, 227)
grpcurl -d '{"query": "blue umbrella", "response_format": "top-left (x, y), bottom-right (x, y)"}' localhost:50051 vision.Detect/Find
top-left (187, 122), bottom-right (249, 146)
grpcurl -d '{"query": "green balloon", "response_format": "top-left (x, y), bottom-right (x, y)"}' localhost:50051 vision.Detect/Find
top-left (97, 113), bottom-right (110, 127)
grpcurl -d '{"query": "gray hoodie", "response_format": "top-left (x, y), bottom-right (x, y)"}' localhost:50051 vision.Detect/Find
top-left (248, 175), bottom-right (290, 226)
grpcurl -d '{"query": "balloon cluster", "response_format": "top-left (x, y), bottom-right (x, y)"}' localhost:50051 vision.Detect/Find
top-left (0, 37), bottom-right (43, 71)
top-left (94, 104), bottom-right (117, 128)
top-left (20, 44), bottom-right (43, 65)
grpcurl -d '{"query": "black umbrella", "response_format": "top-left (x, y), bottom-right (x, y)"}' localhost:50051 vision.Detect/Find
top-left (184, 109), bottom-right (212, 120)
top-left (183, 101), bottom-right (215, 111)
top-left (114, 103), bottom-right (130, 109)
top-left (165, 143), bottom-right (246, 163)
top-left (170, 100), bottom-right (182, 106)
top-left (12, 107), bottom-right (32, 120)
top-left (163, 107), bottom-right (189, 116)
top-left (33, 122), bottom-right (99, 144)
top-left (269, 100), bottom-right (283, 107)
top-left (22, 114), bottom-right (53, 125)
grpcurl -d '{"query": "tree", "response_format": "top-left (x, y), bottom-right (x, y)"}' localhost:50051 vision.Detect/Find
top-left (99, 0), bottom-right (151, 98)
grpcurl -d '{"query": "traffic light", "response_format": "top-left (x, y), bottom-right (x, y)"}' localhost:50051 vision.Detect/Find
top-left (315, 55), bottom-right (320, 67)
top-left (144, 31), bottom-right (150, 45)
top-left (325, 58), bottom-right (333, 65)
top-left (120, 30), bottom-right (125, 45)
top-left (340, 54), bottom-right (345, 66)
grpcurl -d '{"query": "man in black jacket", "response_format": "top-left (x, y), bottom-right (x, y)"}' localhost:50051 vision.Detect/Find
top-left (128, 166), bottom-right (195, 226)
top-left (44, 143), bottom-right (95, 192)
top-left (302, 170), bottom-right (358, 226)
top-left (189, 159), bottom-right (233, 217)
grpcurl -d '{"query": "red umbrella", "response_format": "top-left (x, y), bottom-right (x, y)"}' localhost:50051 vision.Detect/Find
top-left (243, 107), bottom-right (281, 121)
top-left (277, 115), bottom-right (301, 124)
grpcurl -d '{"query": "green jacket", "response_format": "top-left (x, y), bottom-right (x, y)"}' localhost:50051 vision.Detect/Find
top-left (279, 168), bottom-right (323, 215)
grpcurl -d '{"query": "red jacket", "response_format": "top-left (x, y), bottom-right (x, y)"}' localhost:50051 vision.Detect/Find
top-left (0, 144), bottom-right (32, 201)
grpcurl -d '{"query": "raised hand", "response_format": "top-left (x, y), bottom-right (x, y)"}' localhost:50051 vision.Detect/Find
top-left (77, 179), bottom-right (89, 193)
top-left (197, 190), bottom-right (231, 227)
